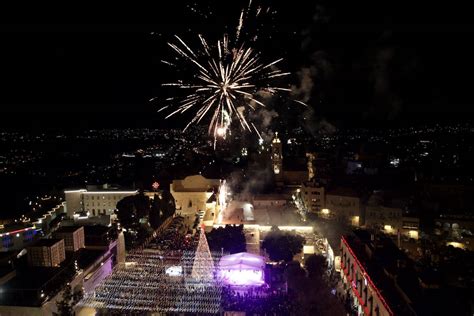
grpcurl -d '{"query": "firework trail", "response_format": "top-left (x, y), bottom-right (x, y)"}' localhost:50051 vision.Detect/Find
top-left (156, 0), bottom-right (304, 147)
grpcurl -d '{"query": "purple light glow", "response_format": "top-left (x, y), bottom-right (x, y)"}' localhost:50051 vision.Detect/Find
top-left (218, 252), bottom-right (266, 286)
top-left (219, 268), bottom-right (264, 286)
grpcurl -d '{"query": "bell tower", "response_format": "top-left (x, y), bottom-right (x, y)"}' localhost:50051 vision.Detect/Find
top-left (271, 132), bottom-right (283, 175)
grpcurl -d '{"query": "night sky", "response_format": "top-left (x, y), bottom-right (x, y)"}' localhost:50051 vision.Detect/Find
top-left (1, 1), bottom-right (473, 130)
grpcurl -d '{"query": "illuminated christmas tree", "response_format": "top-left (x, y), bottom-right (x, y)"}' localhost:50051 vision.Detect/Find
top-left (191, 226), bottom-right (215, 281)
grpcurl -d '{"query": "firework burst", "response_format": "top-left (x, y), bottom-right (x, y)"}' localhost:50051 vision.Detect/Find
top-left (156, 1), bottom-right (298, 147)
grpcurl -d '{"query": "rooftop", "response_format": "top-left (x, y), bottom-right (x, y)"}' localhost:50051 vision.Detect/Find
top-left (343, 232), bottom-right (416, 315)
top-left (3, 266), bottom-right (62, 290)
top-left (55, 226), bottom-right (83, 233)
top-left (29, 238), bottom-right (63, 248)
top-left (219, 252), bottom-right (265, 270)
top-left (0, 248), bottom-right (108, 307)
top-left (83, 225), bottom-right (110, 236)
top-left (65, 184), bottom-right (136, 193)
top-left (367, 190), bottom-right (410, 209)
top-left (326, 187), bottom-right (360, 198)
top-left (171, 175), bottom-right (220, 192)
top-left (76, 248), bottom-right (107, 270)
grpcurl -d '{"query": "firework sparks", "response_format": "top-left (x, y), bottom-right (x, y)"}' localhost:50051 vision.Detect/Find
top-left (217, 179), bottom-right (228, 224)
top-left (160, 33), bottom-right (290, 145)
top-left (216, 126), bottom-right (227, 138)
top-left (157, 1), bottom-right (298, 147)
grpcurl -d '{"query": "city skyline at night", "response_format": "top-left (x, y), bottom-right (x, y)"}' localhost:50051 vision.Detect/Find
top-left (0, 1), bottom-right (473, 315)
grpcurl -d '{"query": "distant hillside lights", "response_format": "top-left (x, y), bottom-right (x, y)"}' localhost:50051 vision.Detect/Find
top-left (389, 157), bottom-right (400, 167)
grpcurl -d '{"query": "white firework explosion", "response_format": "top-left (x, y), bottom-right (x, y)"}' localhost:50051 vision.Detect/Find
top-left (155, 1), bottom-right (301, 147)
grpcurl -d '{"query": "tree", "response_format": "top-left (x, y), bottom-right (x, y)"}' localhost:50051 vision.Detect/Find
top-left (117, 191), bottom-right (177, 248)
top-left (117, 195), bottom-right (148, 249)
top-left (149, 191), bottom-right (176, 229)
top-left (207, 225), bottom-right (246, 254)
top-left (149, 193), bottom-right (163, 229)
top-left (160, 190), bottom-right (176, 218)
top-left (262, 228), bottom-right (305, 262)
top-left (116, 195), bottom-right (137, 229)
top-left (305, 254), bottom-right (327, 280)
top-left (284, 261), bottom-right (307, 293)
top-left (55, 284), bottom-right (83, 316)
top-left (134, 192), bottom-right (151, 219)
top-left (303, 254), bottom-right (345, 316)
top-left (278, 255), bottom-right (345, 316)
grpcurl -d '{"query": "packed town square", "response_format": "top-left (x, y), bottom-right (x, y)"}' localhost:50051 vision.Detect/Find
top-left (78, 216), bottom-right (296, 314)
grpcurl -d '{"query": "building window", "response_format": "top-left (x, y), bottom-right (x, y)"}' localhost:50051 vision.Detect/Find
top-left (3, 237), bottom-right (13, 248)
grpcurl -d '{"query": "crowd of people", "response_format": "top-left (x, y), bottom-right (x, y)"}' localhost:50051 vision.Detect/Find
top-left (147, 216), bottom-right (197, 251)
top-left (221, 286), bottom-right (299, 315)
top-left (82, 214), bottom-right (305, 314)
top-left (83, 248), bottom-right (222, 313)
top-left (80, 216), bottom-right (225, 313)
